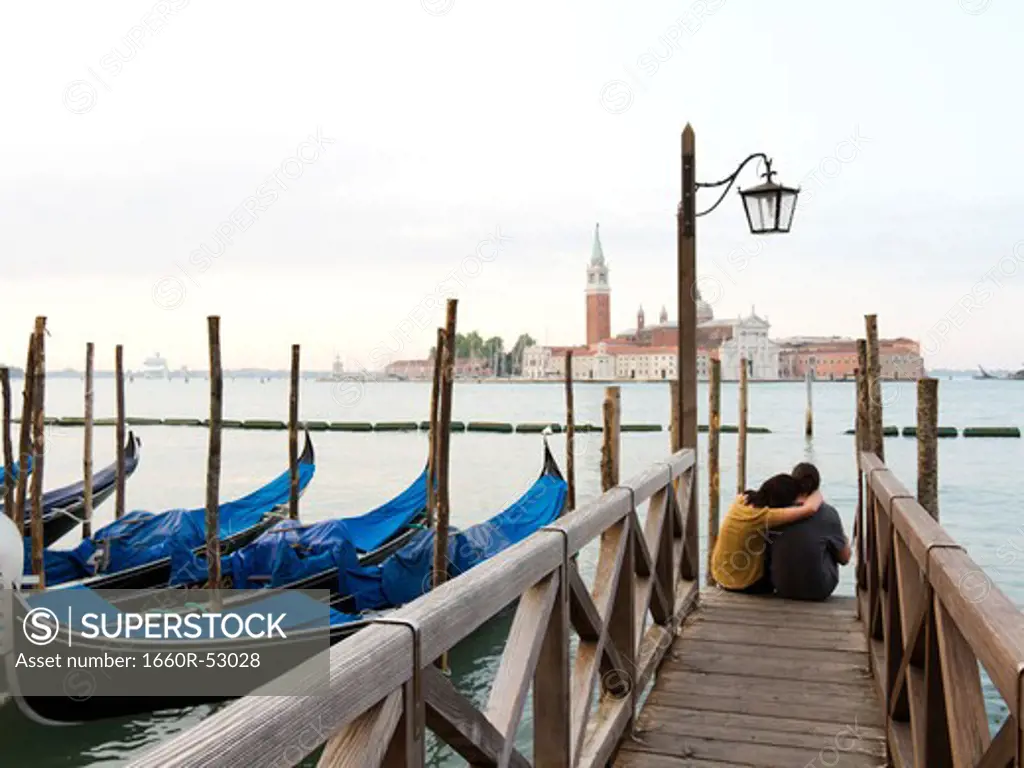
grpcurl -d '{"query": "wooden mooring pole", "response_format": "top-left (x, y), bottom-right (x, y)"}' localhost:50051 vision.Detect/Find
top-left (865, 314), bottom-right (884, 461)
top-left (30, 318), bottom-right (47, 588)
top-left (426, 328), bottom-right (444, 528)
top-left (115, 344), bottom-right (126, 519)
top-left (564, 350), bottom-right (575, 512)
top-left (83, 343), bottom-right (95, 538)
top-left (804, 369), bottom-right (813, 437)
top-left (707, 358), bottom-right (721, 586)
top-left (288, 344), bottom-right (300, 521)
top-left (206, 317), bottom-right (223, 602)
top-left (14, 336), bottom-right (35, 537)
top-left (433, 299), bottom-right (457, 670)
top-left (737, 357), bottom-right (748, 494)
top-left (917, 377), bottom-right (939, 520)
top-left (1, 367), bottom-right (13, 520)
top-left (601, 386), bottom-right (620, 491)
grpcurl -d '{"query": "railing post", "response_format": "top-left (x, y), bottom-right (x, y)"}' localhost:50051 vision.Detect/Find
top-left (707, 358), bottom-right (720, 586)
top-left (804, 369), bottom-right (813, 437)
top-left (917, 378), bottom-right (939, 520)
top-left (534, 558), bottom-right (570, 767)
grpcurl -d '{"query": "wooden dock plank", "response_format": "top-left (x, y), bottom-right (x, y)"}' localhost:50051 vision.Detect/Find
top-left (614, 590), bottom-right (884, 767)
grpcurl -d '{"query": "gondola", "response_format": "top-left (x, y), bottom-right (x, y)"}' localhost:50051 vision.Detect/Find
top-left (1, 433), bottom-right (141, 546)
top-left (2, 441), bottom-right (565, 725)
top-left (165, 461), bottom-right (431, 589)
top-left (33, 433), bottom-right (317, 590)
top-left (267, 439), bottom-right (565, 620)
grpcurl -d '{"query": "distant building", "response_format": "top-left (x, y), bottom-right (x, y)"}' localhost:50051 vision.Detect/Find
top-left (522, 224), bottom-right (781, 380)
top-left (777, 337), bottom-right (924, 380)
top-left (385, 355), bottom-right (491, 380)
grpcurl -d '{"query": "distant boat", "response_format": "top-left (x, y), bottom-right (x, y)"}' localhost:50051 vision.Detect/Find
top-left (141, 353), bottom-right (169, 380)
top-left (974, 365), bottom-right (1024, 380)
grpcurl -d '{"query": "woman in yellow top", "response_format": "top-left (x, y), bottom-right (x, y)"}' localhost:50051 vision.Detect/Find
top-left (710, 473), bottom-right (823, 593)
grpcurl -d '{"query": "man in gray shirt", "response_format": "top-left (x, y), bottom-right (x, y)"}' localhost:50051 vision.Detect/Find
top-left (769, 463), bottom-right (851, 601)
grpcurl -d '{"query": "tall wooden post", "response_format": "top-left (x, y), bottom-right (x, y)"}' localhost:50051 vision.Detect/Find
top-left (29, 318), bottom-right (47, 588)
top-left (564, 350), bottom-right (576, 512)
top-left (426, 328), bottom-right (444, 528)
top-left (601, 386), bottom-right (620, 492)
top-left (804, 370), bottom-right (814, 437)
top-left (737, 357), bottom-right (748, 494)
top-left (855, 342), bottom-right (871, 594)
top-left (917, 378), bottom-right (939, 520)
top-left (433, 300), bottom-right (457, 670)
top-left (1, 368), bottom-right (13, 520)
top-left (114, 344), bottom-right (126, 519)
top-left (707, 358), bottom-right (721, 585)
top-left (288, 344), bottom-right (300, 521)
top-left (678, 123), bottom-right (699, 582)
top-left (82, 343), bottom-right (95, 538)
top-left (206, 317), bottom-right (223, 598)
top-left (14, 337), bottom-right (35, 537)
top-left (865, 315), bottom-right (884, 461)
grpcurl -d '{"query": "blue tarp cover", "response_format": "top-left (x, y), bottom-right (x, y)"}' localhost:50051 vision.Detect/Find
top-left (0, 456), bottom-right (31, 486)
top-left (30, 460), bottom-right (315, 586)
top-left (171, 468), bottom-right (428, 588)
top-left (349, 470), bottom-right (566, 612)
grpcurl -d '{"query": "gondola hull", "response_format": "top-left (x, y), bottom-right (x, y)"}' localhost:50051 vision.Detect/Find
top-left (2, 433), bottom-right (142, 546)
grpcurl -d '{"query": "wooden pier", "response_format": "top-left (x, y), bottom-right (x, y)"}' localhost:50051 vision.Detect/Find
top-left (125, 436), bottom-right (1024, 768)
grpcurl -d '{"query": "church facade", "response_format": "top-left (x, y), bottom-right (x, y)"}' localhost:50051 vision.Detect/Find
top-left (522, 224), bottom-right (782, 381)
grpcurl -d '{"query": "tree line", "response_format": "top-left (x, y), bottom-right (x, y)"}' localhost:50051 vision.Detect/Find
top-left (429, 332), bottom-right (536, 375)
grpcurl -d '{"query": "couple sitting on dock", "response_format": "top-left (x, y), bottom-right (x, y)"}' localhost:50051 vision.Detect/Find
top-left (710, 463), bottom-right (851, 601)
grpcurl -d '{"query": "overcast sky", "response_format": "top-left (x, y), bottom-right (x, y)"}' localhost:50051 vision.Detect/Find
top-left (2, 0), bottom-right (1021, 371)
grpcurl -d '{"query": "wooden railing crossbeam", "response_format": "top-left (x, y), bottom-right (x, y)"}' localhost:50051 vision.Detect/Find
top-left (486, 572), bottom-right (561, 766)
top-left (422, 666), bottom-right (531, 768)
top-left (317, 688), bottom-right (404, 768)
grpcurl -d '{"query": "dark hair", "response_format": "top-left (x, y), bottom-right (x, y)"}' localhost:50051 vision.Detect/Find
top-left (792, 462), bottom-right (821, 495)
top-left (744, 473), bottom-right (799, 508)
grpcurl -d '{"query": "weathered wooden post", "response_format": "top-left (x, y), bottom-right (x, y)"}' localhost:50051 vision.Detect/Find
top-left (804, 369), bottom-right (813, 437)
top-left (426, 328), bottom-right (444, 527)
top-left (917, 377), bottom-right (939, 520)
top-left (82, 343), bottom-right (95, 538)
top-left (115, 344), bottom-right (126, 519)
top-left (564, 350), bottom-right (576, 512)
top-left (206, 316), bottom-right (223, 600)
top-left (737, 357), bottom-right (748, 494)
top-left (601, 386), bottom-right (620, 491)
top-left (433, 300), bottom-right (457, 670)
top-left (854, 344), bottom-right (870, 602)
top-left (14, 337), bottom-right (35, 537)
top-left (865, 314), bottom-right (884, 461)
top-left (707, 358), bottom-right (721, 585)
top-left (29, 318), bottom-right (47, 588)
top-left (288, 344), bottom-right (300, 521)
top-left (1, 367), bottom-right (13, 519)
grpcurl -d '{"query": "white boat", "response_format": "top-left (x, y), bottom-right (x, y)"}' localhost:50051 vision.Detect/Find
top-left (141, 353), bottom-right (170, 380)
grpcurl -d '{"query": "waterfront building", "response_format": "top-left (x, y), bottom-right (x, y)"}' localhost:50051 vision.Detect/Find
top-left (522, 224), bottom-right (782, 381)
top-left (777, 337), bottom-right (924, 380)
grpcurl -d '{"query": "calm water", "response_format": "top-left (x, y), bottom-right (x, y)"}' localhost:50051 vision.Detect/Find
top-left (2, 377), bottom-right (1022, 765)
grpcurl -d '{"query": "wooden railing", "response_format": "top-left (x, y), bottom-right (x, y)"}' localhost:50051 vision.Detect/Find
top-left (858, 451), bottom-right (1024, 767)
top-left (128, 449), bottom-right (698, 768)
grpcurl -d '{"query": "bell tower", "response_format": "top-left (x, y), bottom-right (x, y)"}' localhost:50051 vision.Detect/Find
top-left (586, 223), bottom-right (611, 346)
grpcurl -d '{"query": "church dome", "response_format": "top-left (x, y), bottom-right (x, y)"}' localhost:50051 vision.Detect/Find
top-left (696, 288), bottom-right (714, 324)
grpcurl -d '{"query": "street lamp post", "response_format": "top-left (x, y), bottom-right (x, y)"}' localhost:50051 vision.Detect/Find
top-left (676, 123), bottom-right (799, 582)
